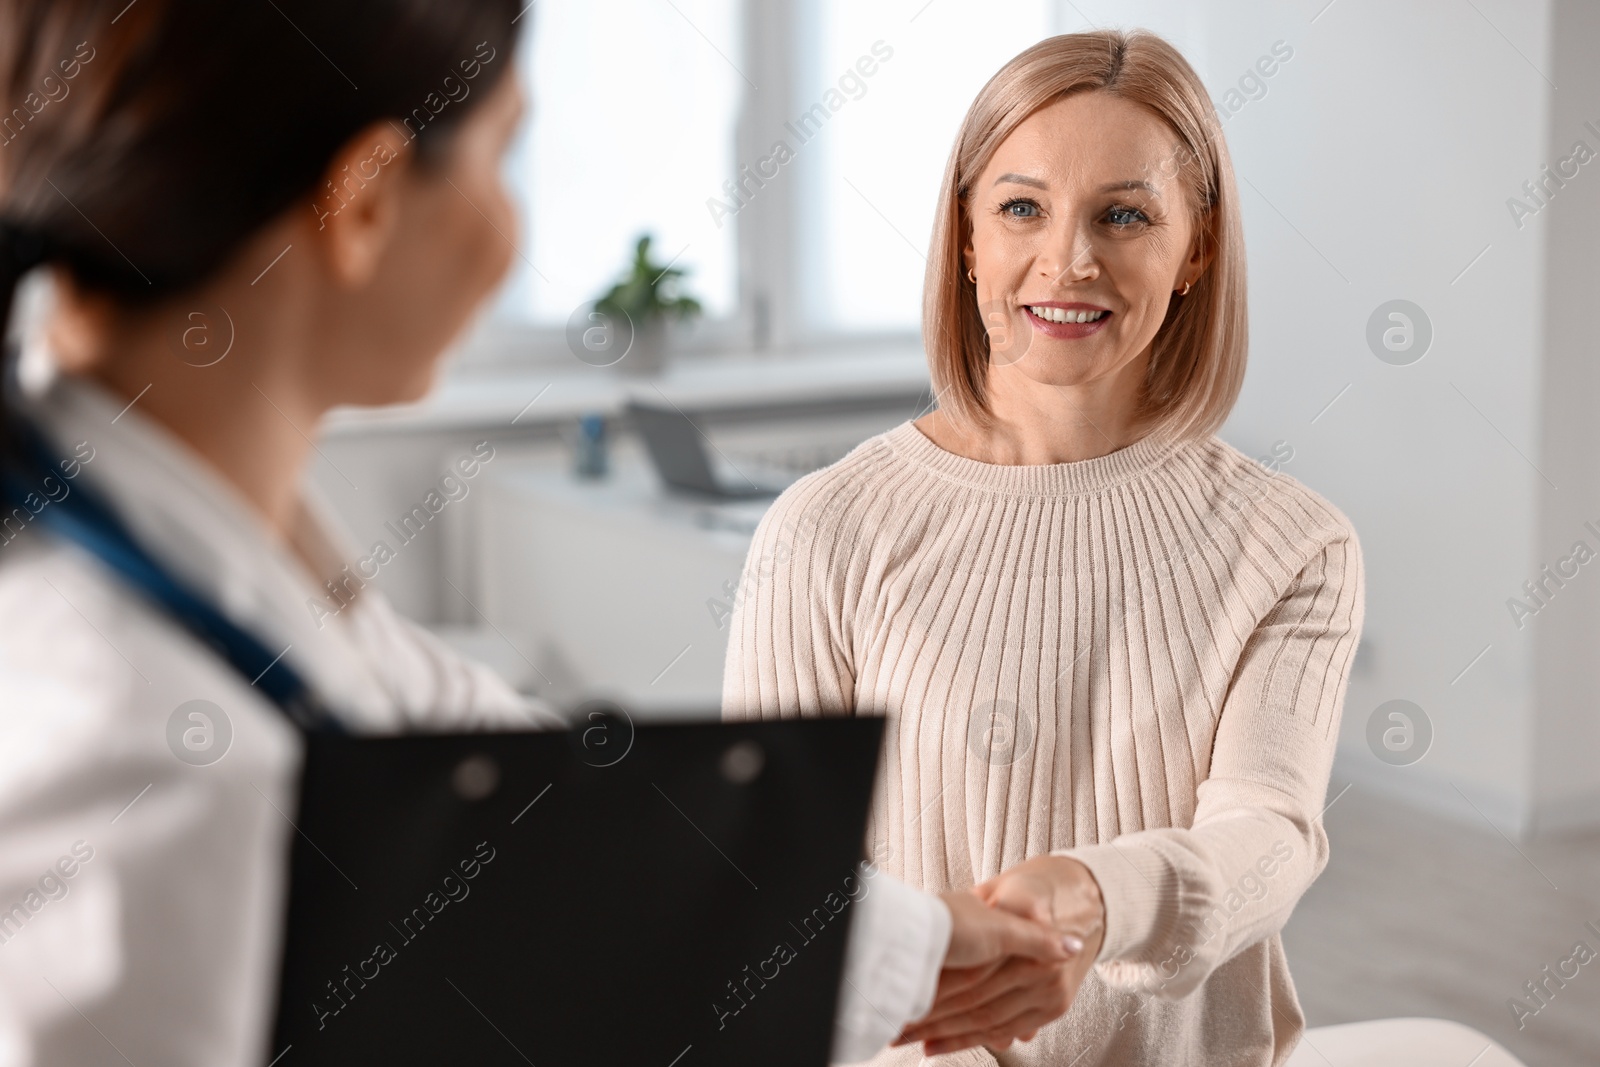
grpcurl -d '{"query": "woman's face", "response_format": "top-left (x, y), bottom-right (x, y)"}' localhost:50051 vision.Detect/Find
top-left (964, 90), bottom-right (1208, 404)
top-left (328, 71), bottom-right (525, 407)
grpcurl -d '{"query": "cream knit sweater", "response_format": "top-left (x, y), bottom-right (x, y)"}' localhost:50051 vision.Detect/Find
top-left (721, 419), bottom-right (1365, 1067)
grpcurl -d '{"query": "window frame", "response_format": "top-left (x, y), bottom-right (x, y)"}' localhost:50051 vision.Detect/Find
top-left (453, 0), bottom-right (924, 373)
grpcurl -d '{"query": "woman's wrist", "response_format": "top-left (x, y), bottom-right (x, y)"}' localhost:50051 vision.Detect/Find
top-left (1054, 841), bottom-right (1180, 963)
top-left (973, 854), bottom-right (1106, 949)
top-left (1042, 855), bottom-right (1106, 950)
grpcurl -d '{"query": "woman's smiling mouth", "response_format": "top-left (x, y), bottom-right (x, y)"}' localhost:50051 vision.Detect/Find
top-left (1022, 302), bottom-right (1112, 338)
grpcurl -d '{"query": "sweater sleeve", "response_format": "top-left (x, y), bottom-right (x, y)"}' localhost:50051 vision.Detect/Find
top-left (1056, 526), bottom-right (1365, 998)
top-left (722, 474), bottom-right (860, 720)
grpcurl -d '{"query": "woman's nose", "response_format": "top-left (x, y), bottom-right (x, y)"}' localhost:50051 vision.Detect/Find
top-left (1039, 224), bottom-right (1099, 286)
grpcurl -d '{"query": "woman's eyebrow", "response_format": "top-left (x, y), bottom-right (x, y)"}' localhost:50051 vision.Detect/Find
top-left (993, 172), bottom-right (1049, 189)
top-left (1102, 179), bottom-right (1161, 197)
top-left (990, 174), bottom-right (1162, 197)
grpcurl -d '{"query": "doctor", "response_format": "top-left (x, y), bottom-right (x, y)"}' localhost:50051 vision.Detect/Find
top-left (0, 1), bottom-right (1077, 1064)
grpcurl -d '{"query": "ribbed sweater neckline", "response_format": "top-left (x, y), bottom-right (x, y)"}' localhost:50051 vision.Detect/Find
top-left (882, 419), bottom-right (1190, 498)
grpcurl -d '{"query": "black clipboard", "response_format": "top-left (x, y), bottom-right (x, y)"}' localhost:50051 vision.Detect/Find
top-left (266, 715), bottom-right (885, 1066)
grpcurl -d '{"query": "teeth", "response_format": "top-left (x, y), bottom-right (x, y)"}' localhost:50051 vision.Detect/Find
top-left (1028, 306), bottom-right (1107, 324)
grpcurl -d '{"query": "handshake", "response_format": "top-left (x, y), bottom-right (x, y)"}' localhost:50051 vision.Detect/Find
top-left (891, 855), bottom-right (1107, 1058)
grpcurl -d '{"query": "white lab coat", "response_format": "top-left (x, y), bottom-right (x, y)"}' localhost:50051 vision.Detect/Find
top-left (0, 375), bottom-right (946, 1066)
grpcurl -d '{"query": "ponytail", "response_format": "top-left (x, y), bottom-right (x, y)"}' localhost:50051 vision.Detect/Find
top-left (0, 221), bottom-right (51, 471)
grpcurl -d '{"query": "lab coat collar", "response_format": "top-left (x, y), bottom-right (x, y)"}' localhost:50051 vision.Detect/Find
top-left (29, 373), bottom-right (400, 726)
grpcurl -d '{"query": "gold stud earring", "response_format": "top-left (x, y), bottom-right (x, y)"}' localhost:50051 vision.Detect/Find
top-left (966, 266), bottom-right (977, 284)
top-left (1179, 281), bottom-right (1192, 296)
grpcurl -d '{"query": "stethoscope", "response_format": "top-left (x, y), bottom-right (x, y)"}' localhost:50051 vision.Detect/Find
top-left (0, 414), bottom-right (347, 734)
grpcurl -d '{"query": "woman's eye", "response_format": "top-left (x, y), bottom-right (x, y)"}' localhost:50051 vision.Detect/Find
top-left (999, 198), bottom-right (1040, 219)
top-left (1106, 205), bottom-right (1149, 227)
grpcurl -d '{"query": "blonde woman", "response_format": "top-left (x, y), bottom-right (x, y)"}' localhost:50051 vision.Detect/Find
top-left (724, 29), bottom-right (1365, 1066)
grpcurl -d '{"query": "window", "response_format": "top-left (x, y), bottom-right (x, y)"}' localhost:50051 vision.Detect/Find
top-left (797, 0), bottom-right (1055, 334)
top-left (495, 0), bottom-right (742, 326)
top-left (476, 0), bottom-right (1061, 361)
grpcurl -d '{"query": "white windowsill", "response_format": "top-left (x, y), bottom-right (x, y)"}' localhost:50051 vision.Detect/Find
top-left (321, 343), bottom-right (932, 437)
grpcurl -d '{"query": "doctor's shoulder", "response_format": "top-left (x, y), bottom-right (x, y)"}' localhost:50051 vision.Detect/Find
top-left (0, 537), bottom-right (300, 786)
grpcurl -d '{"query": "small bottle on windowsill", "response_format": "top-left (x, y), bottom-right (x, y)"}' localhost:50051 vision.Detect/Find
top-left (572, 413), bottom-right (608, 480)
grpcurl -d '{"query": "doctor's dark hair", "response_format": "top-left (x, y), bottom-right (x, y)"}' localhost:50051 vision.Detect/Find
top-left (0, 0), bottom-right (523, 459)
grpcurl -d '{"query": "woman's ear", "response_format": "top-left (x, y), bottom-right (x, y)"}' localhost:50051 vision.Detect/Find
top-left (1182, 214), bottom-right (1217, 286)
top-left (306, 120), bottom-right (415, 288)
top-left (44, 266), bottom-right (121, 374)
top-left (962, 240), bottom-right (976, 279)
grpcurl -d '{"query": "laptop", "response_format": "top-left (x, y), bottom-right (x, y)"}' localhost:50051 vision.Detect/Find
top-left (267, 714), bottom-right (885, 1066)
top-left (627, 401), bottom-right (795, 498)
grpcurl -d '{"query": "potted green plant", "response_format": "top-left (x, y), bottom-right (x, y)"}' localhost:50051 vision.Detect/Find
top-left (592, 234), bottom-right (702, 376)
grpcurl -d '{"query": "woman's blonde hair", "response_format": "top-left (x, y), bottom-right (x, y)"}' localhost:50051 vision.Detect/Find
top-left (924, 29), bottom-right (1246, 441)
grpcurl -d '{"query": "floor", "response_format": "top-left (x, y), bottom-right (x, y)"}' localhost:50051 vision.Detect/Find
top-left (1283, 780), bottom-right (1600, 1067)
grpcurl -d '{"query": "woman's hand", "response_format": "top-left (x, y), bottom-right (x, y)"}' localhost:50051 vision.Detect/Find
top-left (938, 886), bottom-right (1076, 970)
top-left (888, 888), bottom-right (1078, 1057)
top-left (975, 854), bottom-right (1106, 944)
top-left (893, 857), bottom-right (1106, 1056)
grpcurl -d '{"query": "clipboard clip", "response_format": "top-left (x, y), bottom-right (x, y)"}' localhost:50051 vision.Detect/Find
top-left (569, 700), bottom-right (635, 768)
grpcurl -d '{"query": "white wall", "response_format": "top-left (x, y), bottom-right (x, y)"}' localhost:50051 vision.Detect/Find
top-left (1532, 0), bottom-right (1600, 832)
